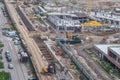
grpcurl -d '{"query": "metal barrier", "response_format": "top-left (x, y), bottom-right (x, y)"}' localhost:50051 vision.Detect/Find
top-left (57, 41), bottom-right (94, 80)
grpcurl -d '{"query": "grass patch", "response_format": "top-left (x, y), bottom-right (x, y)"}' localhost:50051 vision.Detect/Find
top-left (0, 61), bottom-right (4, 68)
top-left (35, 15), bottom-right (46, 26)
top-left (0, 71), bottom-right (10, 80)
top-left (36, 17), bottom-right (44, 24)
top-left (9, 27), bottom-right (16, 31)
top-left (111, 69), bottom-right (120, 78)
top-left (6, 27), bottom-right (15, 31)
top-left (0, 43), bottom-right (4, 48)
top-left (0, 54), bottom-right (2, 60)
top-left (96, 61), bottom-right (111, 74)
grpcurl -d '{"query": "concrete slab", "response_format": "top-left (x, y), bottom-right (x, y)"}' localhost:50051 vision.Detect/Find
top-left (94, 44), bottom-right (120, 54)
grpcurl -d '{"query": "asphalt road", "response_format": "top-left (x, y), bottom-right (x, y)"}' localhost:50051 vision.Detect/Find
top-left (0, 3), bottom-right (7, 26)
top-left (0, 3), bottom-right (32, 80)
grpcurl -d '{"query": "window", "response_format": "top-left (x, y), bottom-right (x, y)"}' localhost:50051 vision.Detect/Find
top-left (59, 27), bottom-right (65, 30)
top-left (108, 51), bottom-right (117, 60)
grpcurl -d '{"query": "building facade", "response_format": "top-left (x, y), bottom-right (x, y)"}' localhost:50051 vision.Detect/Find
top-left (95, 44), bottom-right (120, 69)
top-left (47, 15), bottom-right (81, 33)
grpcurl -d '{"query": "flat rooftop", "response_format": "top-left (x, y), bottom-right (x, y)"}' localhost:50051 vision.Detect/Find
top-left (94, 44), bottom-right (120, 54)
top-left (109, 47), bottom-right (120, 56)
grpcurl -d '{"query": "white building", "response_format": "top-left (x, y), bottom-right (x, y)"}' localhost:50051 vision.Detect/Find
top-left (94, 44), bottom-right (120, 69)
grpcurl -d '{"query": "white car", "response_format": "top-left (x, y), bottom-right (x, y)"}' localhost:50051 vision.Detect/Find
top-left (8, 63), bottom-right (13, 69)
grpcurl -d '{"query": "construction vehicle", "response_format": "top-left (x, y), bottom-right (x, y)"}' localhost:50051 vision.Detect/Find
top-left (37, 6), bottom-right (47, 16)
top-left (41, 63), bottom-right (56, 74)
top-left (56, 35), bottom-right (81, 44)
top-left (39, 2), bottom-right (46, 8)
top-left (66, 32), bottom-right (73, 40)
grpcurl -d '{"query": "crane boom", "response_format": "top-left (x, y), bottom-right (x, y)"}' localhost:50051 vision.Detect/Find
top-left (87, 0), bottom-right (91, 17)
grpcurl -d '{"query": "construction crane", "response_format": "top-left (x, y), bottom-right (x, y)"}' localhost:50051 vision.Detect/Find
top-left (87, 0), bottom-right (91, 17)
top-left (81, 0), bottom-right (91, 34)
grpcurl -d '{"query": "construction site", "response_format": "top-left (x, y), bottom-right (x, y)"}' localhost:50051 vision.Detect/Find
top-left (2, 0), bottom-right (120, 80)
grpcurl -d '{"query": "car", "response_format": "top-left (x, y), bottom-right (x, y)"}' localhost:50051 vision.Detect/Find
top-left (1, 7), bottom-right (5, 12)
top-left (4, 31), bottom-right (17, 37)
top-left (1, 28), bottom-right (9, 31)
top-left (32, 78), bottom-right (38, 80)
top-left (8, 63), bottom-right (13, 69)
top-left (14, 40), bottom-right (21, 45)
top-left (5, 51), bottom-right (10, 58)
top-left (2, 30), bottom-right (8, 35)
top-left (28, 78), bottom-right (38, 80)
top-left (12, 37), bottom-right (20, 41)
top-left (5, 51), bottom-right (12, 62)
top-left (7, 56), bottom-right (12, 62)
top-left (18, 49), bottom-right (24, 54)
top-left (3, 12), bottom-right (8, 17)
top-left (4, 13), bottom-right (8, 17)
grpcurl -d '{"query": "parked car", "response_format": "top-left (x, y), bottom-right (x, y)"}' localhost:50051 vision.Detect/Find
top-left (14, 40), bottom-right (21, 45)
top-left (6, 31), bottom-right (17, 37)
top-left (2, 30), bottom-right (9, 35)
top-left (8, 63), bottom-right (13, 69)
top-left (1, 28), bottom-right (9, 31)
top-left (18, 49), bottom-right (24, 54)
top-left (3, 12), bottom-right (8, 17)
top-left (12, 37), bottom-right (20, 41)
top-left (32, 78), bottom-right (38, 80)
top-left (1, 7), bottom-right (5, 12)
top-left (5, 51), bottom-right (12, 62)
top-left (7, 56), bottom-right (12, 62)
top-left (5, 51), bottom-right (10, 58)
top-left (20, 52), bottom-right (28, 62)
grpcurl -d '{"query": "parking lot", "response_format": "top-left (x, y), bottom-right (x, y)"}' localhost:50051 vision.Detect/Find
top-left (0, 3), bottom-right (34, 80)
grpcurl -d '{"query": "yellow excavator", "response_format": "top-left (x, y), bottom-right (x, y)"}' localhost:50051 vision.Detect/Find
top-left (42, 66), bottom-right (48, 73)
top-left (66, 32), bottom-right (73, 40)
top-left (41, 63), bottom-right (56, 74)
